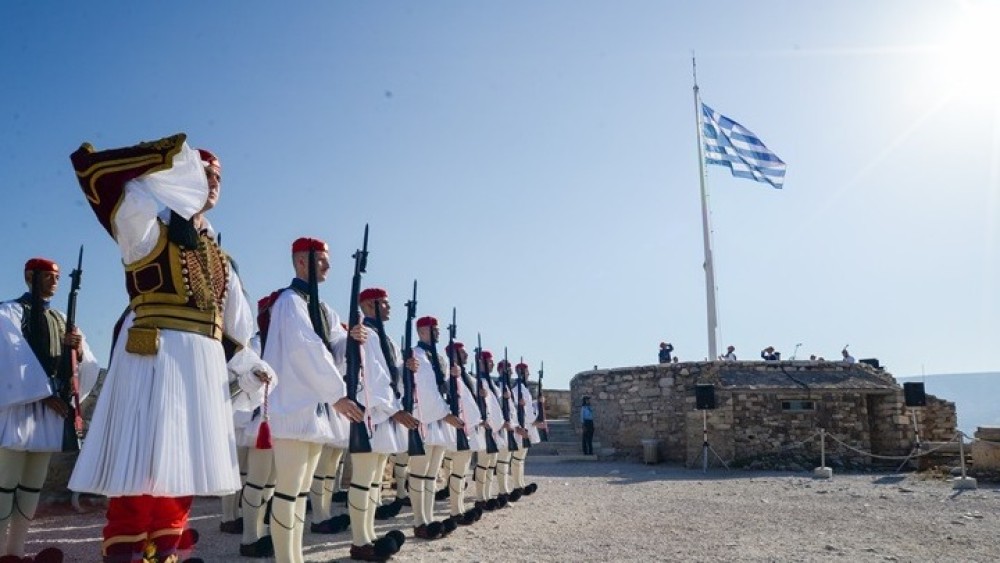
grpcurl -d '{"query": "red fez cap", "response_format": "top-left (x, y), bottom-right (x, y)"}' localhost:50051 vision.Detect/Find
top-left (292, 237), bottom-right (328, 254)
top-left (198, 148), bottom-right (221, 169)
top-left (359, 287), bottom-right (388, 302)
top-left (416, 316), bottom-right (438, 328)
top-left (445, 342), bottom-right (465, 355)
top-left (479, 350), bottom-right (493, 360)
top-left (24, 258), bottom-right (58, 273)
top-left (497, 359), bottom-right (511, 370)
top-left (516, 362), bottom-right (528, 371)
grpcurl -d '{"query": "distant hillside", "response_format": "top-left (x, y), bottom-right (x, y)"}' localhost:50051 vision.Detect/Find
top-left (897, 372), bottom-right (1000, 436)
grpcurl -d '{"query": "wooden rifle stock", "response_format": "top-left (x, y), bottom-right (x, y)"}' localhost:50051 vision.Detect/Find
top-left (446, 308), bottom-right (470, 451)
top-left (402, 281), bottom-right (425, 456)
top-left (56, 246), bottom-right (84, 452)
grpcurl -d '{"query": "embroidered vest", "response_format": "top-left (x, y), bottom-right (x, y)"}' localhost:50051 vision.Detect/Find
top-left (16, 295), bottom-right (66, 377)
top-left (125, 222), bottom-right (229, 340)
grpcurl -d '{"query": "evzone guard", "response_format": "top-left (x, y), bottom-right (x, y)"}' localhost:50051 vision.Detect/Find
top-left (350, 287), bottom-right (421, 560)
top-left (511, 361), bottom-right (542, 496)
top-left (473, 349), bottom-right (507, 511)
top-left (442, 341), bottom-right (486, 526)
top-left (255, 237), bottom-right (365, 563)
top-left (68, 136), bottom-right (276, 562)
top-left (0, 258), bottom-right (101, 563)
top-left (407, 316), bottom-right (464, 540)
top-left (493, 358), bottom-right (525, 505)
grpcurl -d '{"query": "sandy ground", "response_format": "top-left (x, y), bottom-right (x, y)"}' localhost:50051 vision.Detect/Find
top-left (24, 460), bottom-right (1000, 562)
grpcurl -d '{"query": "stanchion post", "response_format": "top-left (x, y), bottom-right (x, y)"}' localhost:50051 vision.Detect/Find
top-left (953, 432), bottom-right (977, 490)
top-left (814, 428), bottom-right (833, 479)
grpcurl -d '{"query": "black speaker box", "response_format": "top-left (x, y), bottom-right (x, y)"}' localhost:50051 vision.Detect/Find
top-left (695, 384), bottom-right (716, 410)
top-left (859, 358), bottom-right (881, 369)
top-left (903, 382), bottom-right (926, 407)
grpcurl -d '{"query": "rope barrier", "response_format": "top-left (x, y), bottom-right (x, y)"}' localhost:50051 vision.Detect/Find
top-left (693, 426), bottom-right (1000, 468)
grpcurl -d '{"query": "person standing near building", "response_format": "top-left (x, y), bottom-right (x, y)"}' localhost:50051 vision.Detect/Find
top-left (658, 342), bottom-right (674, 364)
top-left (719, 345), bottom-right (737, 361)
top-left (581, 397), bottom-right (595, 456)
top-left (841, 348), bottom-right (856, 364)
top-left (68, 137), bottom-right (276, 562)
top-left (0, 258), bottom-right (102, 562)
top-left (760, 346), bottom-right (781, 361)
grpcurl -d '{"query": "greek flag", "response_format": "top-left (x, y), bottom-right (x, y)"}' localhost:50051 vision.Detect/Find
top-left (701, 103), bottom-right (786, 189)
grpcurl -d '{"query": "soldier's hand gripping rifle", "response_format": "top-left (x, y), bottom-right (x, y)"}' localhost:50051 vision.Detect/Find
top-left (344, 225), bottom-right (372, 453)
top-left (446, 308), bottom-right (470, 451)
top-left (476, 334), bottom-right (499, 454)
top-left (56, 246), bottom-right (85, 452)
top-left (516, 356), bottom-right (530, 450)
top-left (401, 281), bottom-right (425, 456)
top-left (537, 361), bottom-right (548, 442)
top-left (500, 347), bottom-right (519, 451)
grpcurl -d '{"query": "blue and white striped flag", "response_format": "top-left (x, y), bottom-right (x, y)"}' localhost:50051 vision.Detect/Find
top-left (701, 103), bottom-right (786, 189)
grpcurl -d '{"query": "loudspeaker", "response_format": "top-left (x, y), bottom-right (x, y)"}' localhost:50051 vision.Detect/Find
top-left (695, 384), bottom-right (716, 410)
top-left (859, 358), bottom-right (880, 369)
top-left (903, 382), bottom-right (926, 407)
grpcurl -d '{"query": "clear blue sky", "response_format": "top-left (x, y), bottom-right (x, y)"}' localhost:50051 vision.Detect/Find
top-left (3, 1), bottom-right (999, 389)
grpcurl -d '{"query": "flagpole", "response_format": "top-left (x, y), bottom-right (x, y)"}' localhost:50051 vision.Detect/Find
top-left (692, 55), bottom-right (719, 360)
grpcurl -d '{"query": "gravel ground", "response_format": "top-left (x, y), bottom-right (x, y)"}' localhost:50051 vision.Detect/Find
top-left (25, 461), bottom-right (1000, 562)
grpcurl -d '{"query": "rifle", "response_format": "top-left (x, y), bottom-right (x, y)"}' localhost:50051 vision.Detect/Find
top-left (446, 308), bottom-right (470, 451)
top-left (475, 334), bottom-right (499, 454)
top-left (537, 361), bottom-right (548, 441)
top-left (344, 225), bottom-right (372, 453)
top-left (500, 347), bottom-right (519, 451)
top-left (56, 246), bottom-right (85, 452)
top-left (371, 298), bottom-right (400, 399)
top-left (401, 281), bottom-right (425, 456)
top-left (515, 356), bottom-right (530, 450)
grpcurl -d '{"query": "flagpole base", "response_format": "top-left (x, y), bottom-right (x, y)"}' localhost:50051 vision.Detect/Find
top-left (813, 467), bottom-right (833, 479)
top-left (952, 476), bottom-right (977, 490)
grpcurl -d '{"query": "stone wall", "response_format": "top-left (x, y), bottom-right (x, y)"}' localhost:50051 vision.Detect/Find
top-left (570, 361), bottom-right (958, 469)
top-left (538, 388), bottom-right (571, 419)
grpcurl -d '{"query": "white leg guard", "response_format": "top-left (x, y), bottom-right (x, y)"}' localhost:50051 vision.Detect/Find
top-left (474, 452), bottom-right (495, 502)
top-left (324, 447), bottom-right (346, 518)
top-left (0, 449), bottom-right (27, 556)
top-left (272, 439), bottom-right (321, 563)
top-left (496, 451), bottom-right (513, 495)
top-left (447, 450), bottom-right (472, 516)
top-left (368, 454), bottom-right (388, 540)
top-left (292, 493), bottom-right (308, 563)
top-left (4, 451), bottom-right (49, 557)
top-left (511, 451), bottom-right (527, 489)
top-left (486, 455), bottom-right (499, 499)
top-left (241, 447), bottom-right (275, 545)
top-left (440, 455), bottom-right (453, 495)
top-left (423, 446), bottom-right (446, 523)
top-left (309, 446), bottom-right (333, 522)
top-left (407, 455), bottom-right (430, 527)
top-left (391, 453), bottom-right (409, 499)
top-left (349, 453), bottom-right (379, 547)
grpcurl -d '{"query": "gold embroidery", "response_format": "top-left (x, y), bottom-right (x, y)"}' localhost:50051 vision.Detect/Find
top-left (125, 326), bottom-right (160, 355)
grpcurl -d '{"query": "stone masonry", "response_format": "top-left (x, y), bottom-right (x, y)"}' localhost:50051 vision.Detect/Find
top-left (570, 360), bottom-right (956, 469)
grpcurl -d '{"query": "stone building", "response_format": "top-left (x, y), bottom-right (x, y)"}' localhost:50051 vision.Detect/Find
top-left (570, 360), bottom-right (956, 469)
